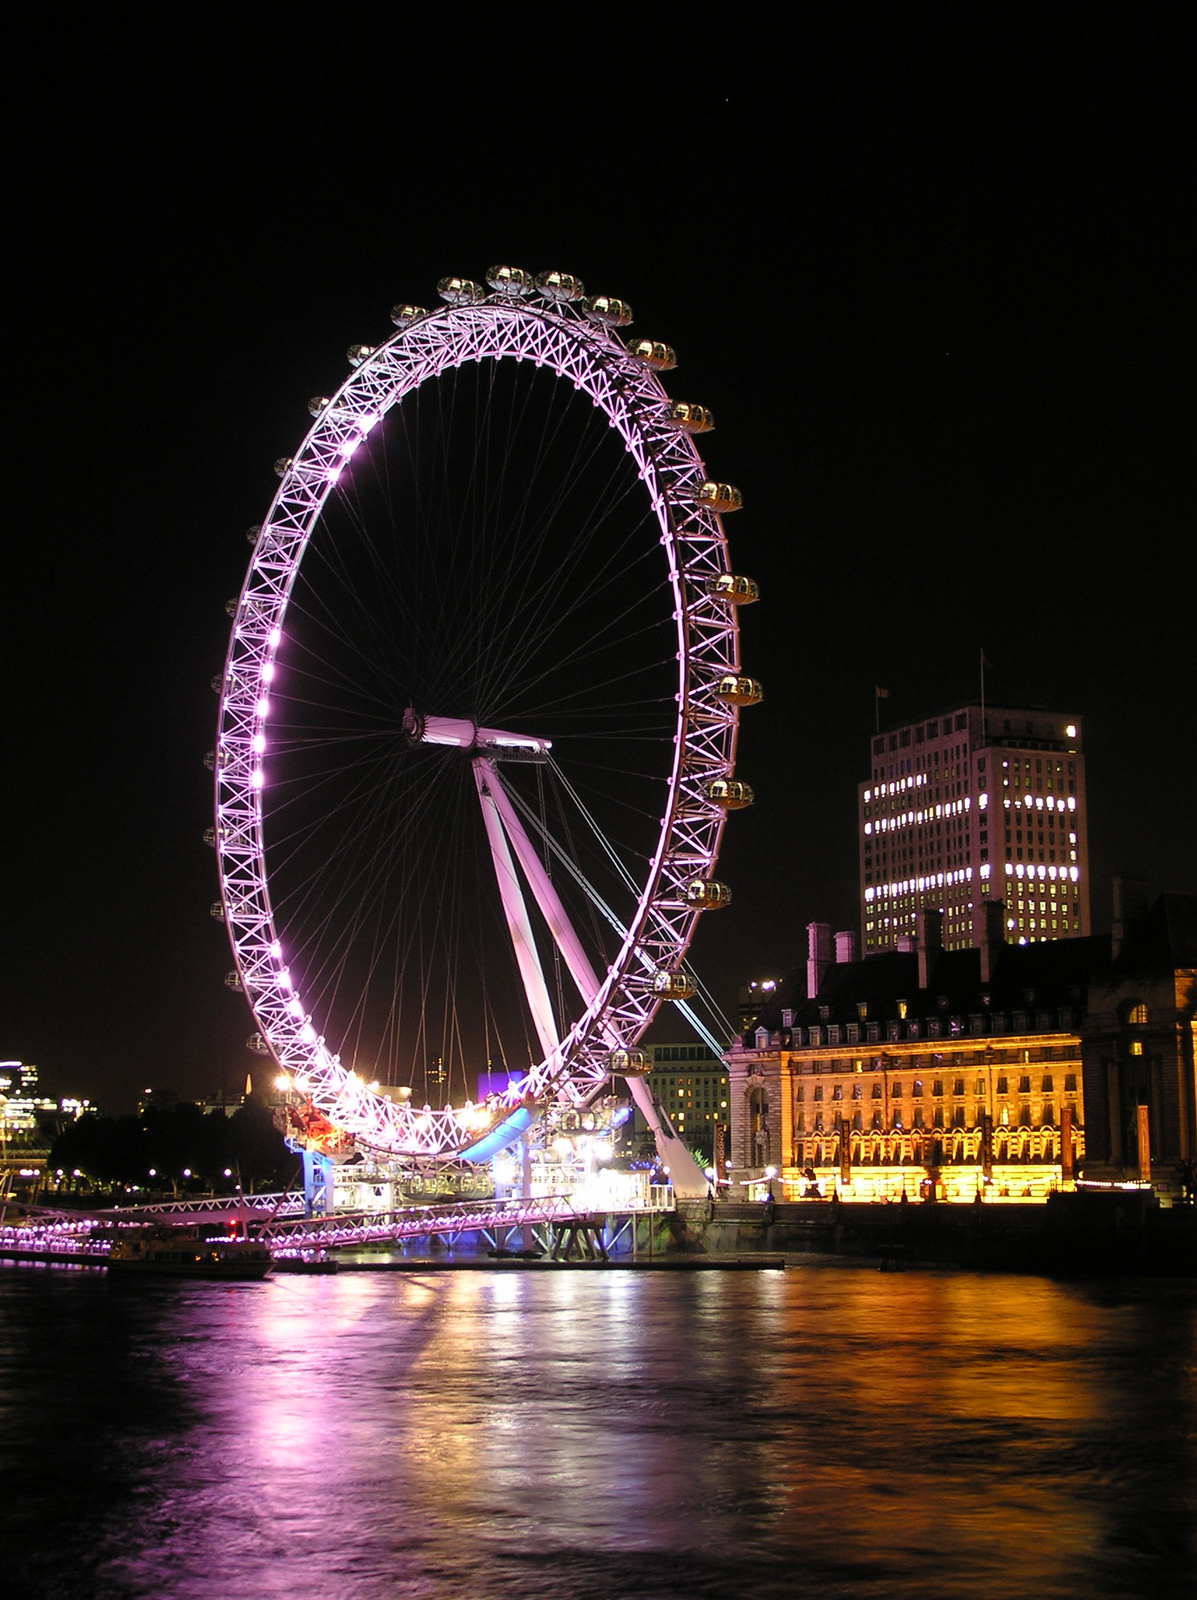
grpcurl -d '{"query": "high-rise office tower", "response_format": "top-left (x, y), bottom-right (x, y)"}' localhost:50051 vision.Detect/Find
top-left (859, 703), bottom-right (1090, 954)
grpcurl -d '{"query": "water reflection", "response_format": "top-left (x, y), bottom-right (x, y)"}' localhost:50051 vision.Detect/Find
top-left (1, 1265), bottom-right (1193, 1598)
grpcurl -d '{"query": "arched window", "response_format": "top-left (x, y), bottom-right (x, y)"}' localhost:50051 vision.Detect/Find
top-left (1121, 1000), bottom-right (1147, 1026)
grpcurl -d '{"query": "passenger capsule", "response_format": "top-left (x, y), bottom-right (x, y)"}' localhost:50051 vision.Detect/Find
top-left (607, 1048), bottom-right (652, 1078)
top-left (685, 879), bottom-right (733, 910)
top-left (653, 971), bottom-right (697, 1000)
top-left (667, 401), bottom-right (714, 433)
top-left (225, 598), bottom-right (239, 617)
top-left (308, 396), bottom-right (330, 417)
top-left (535, 270), bottom-right (585, 302)
top-left (273, 457), bottom-right (293, 477)
top-left (224, 972), bottom-right (243, 992)
top-left (390, 304), bottom-right (428, 327)
top-left (209, 902), bottom-right (225, 920)
top-left (203, 750), bottom-right (216, 770)
top-left (626, 337), bottom-right (677, 371)
top-left (486, 265), bottom-right (534, 295)
top-left (437, 277), bottom-right (486, 306)
top-left (246, 1033), bottom-right (271, 1056)
top-left (584, 294), bottom-right (633, 327)
top-left (346, 344), bottom-right (374, 367)
top-left (246, 524), bottom-right (262, 544)
top-left (714, 675), bottom-right (764, 706)
top-left (705, 779), bottom-right (755, 810)
top-left (696, 480), bottom-right (743, 513)
top-left (203, 826), bottom-right (216, 846)
top-left (210, 675), bottom-right (223, 694)
top-left (705, 573), bottom-right (759, 604)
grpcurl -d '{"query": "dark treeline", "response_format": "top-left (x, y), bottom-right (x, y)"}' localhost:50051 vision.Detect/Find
top-left (48, 1096), bottom-right (297, 1192)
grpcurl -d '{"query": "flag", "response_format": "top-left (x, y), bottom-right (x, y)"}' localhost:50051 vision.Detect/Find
top-left (875, 686), bottom-right (889, 700)
top-left (981, 651), bottom-right (994, 669)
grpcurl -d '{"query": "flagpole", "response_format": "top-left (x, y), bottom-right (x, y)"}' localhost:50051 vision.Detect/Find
top-left (980, 648), bottom-right (986, 738)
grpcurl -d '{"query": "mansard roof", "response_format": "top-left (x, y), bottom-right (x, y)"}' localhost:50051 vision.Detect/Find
top-left (1112, 893), bottom-right (1197, 974)
top-left (743, 934), bottom-right (1111, 1043)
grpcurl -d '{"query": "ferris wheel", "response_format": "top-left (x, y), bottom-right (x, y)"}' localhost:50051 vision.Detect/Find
top-left (210, 267), bottom-right (760, 1187)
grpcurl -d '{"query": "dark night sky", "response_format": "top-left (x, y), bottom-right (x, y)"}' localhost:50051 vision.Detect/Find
top-left (5, 11), bottom-right (1192, 1108)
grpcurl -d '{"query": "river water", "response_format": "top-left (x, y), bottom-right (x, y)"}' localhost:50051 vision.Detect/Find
top-left (2, 1261), bottom-right (1194, 1599)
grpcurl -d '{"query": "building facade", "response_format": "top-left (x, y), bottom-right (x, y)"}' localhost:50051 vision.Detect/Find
top-left (1080, 893), bottom-right (1197, 1199)
top-left (728, 912), bottom-right (1106, 1202)
top-left (630, 1042), bottom-right (729, 1164)
top-left (860, 702), bottom-right (1090, 954)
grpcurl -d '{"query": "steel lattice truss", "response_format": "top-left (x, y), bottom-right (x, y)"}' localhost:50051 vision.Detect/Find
top-left (261, 1191), bottom-right (671, 1253)
top-left (0, 1194), bottom-right (675, 1264)
top-left (214, 282), bottom-right (745, 1157)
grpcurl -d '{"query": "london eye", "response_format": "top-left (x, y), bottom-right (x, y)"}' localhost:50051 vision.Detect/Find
top-left (210, 267), bottom-right (759, 1189)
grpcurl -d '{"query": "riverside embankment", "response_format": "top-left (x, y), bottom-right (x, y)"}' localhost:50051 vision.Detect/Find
top-left (667, 1190), bottom-right (1197, 1275)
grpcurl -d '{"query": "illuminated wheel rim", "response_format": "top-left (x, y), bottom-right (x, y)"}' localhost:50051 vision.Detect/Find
top-left (214, 282), bottom-right (743, 1156)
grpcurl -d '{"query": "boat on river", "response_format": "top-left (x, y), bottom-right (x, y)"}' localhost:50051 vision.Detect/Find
top-left (107, 1225), bottom-right (273, 1279)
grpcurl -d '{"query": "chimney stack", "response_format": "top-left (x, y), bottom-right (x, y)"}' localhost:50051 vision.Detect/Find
top-left (1111, 875), bottom-right (1150, 958)
top-left (834, 930), bottom-right (859, 964)
top-left (915, 908), bottom-right (942, 991)
top-left (979, 899), bottom-right (1006, 984)
top-left (806, 921), bottom-right (832, 999)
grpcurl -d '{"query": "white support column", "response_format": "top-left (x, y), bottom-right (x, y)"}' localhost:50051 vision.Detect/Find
top-left (473, 763), bottom-right (560, 1063)
top-left (476, 760), bottom-right (605, 1018)
top-left (478, 760), bottom-right (710, 1200)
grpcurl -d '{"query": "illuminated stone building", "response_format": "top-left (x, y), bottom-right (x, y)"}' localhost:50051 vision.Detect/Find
top-left (728, 910), bottom-right (1108, 1202)
top-left (860, 702), bottom-right (1090, 954)
top-left (1080, 891), bottom-right (1197, 1200)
